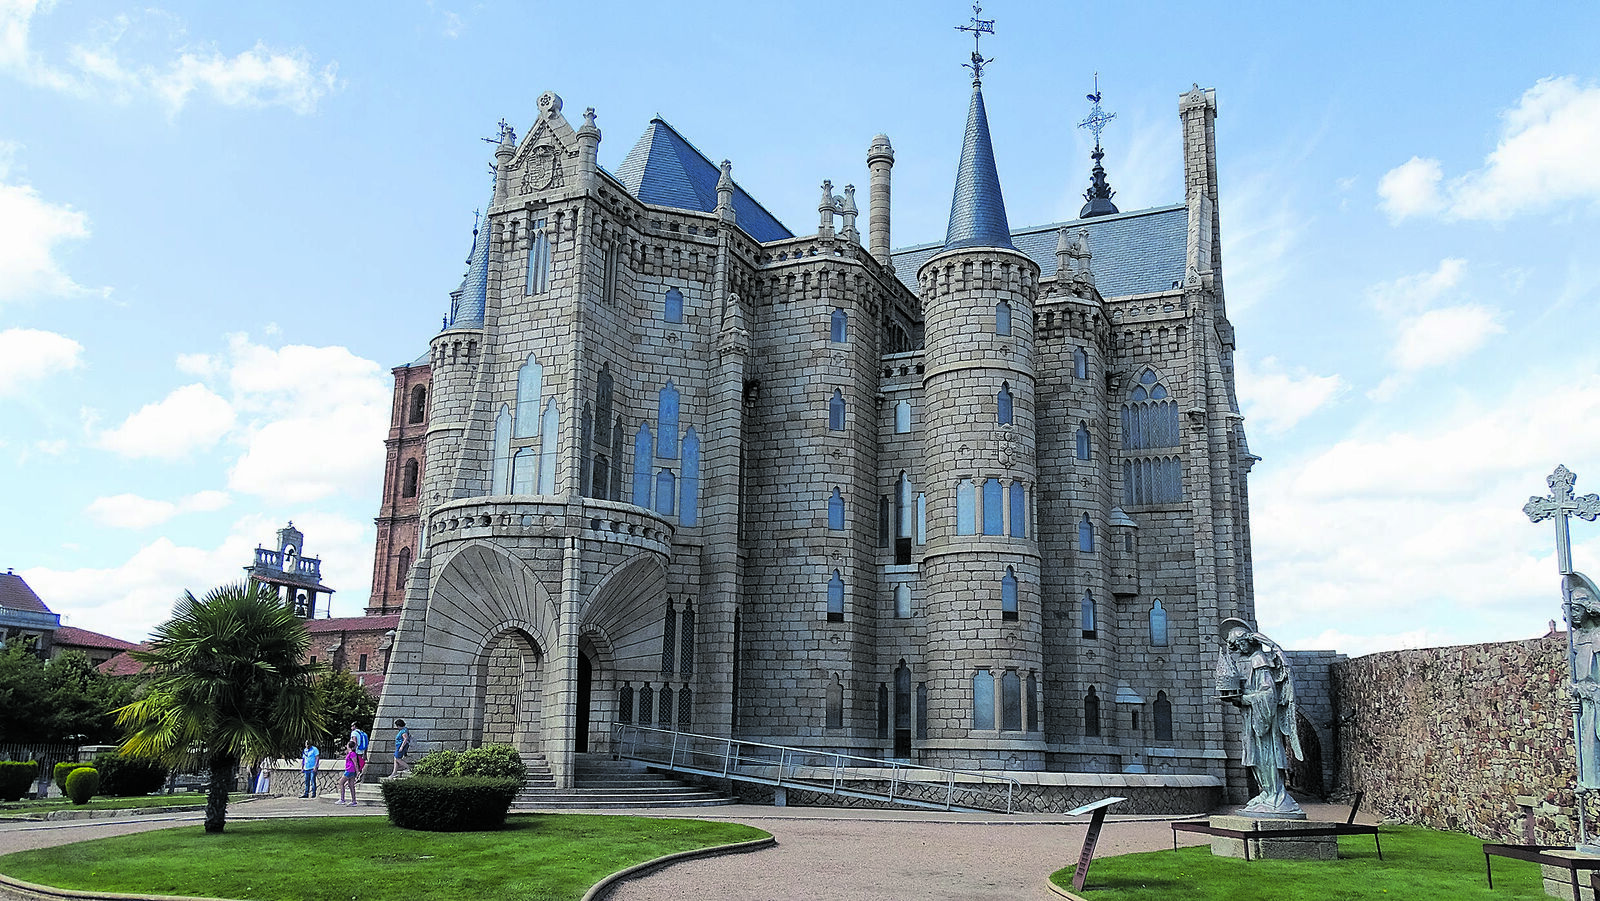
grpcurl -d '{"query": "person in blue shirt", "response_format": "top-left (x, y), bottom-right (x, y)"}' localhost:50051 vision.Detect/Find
top-left (300, 740), bottom-right (320, 798)
top-left (391, 719), bottom-right (412, 777)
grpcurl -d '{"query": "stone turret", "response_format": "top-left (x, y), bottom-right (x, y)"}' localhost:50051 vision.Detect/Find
top-left (715, 160), bottom-right (736, 223)
top-left (917, 77), bottom-right (1043, 768)
top-left (576, 107), bottom-right (601, 189)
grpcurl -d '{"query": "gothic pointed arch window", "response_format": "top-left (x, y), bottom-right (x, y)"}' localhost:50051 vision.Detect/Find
top-left (826, 678), bottom-right (843, 729)
top-left (828, 487), bottom-right (845, 530)
top-left (830, 307), bottom-right (848, 343)
top-left (1084, 686), bottom-right (1101, 737)
top-left (657, 382), bottom-right (680, 459)
top-left (1074, 346), bottom-right (1089, 379)
top-left (997, 382), bottom-right (1013, 425)
top-left (618, 683), bottom-right (633, 724)
top-left (972, 670), bottom-right (995, 730)
top-left (680, 428), bottom-right (700, 525)
top-left (538, 399), bottom-right (559, 494)
top-left (1001, 568), bottom-right (1018, 620)
top-left (1154, 690), bottom-right (1174, 741)
top-left (1081, 590), bottom-right (1097, 639)
top-left (516, 355), bottom-right (544, 438)
top-left (658, 685), bottom-right (674, 726)
top-left (1121, 368), bottom-right (1184, 504)
top-left (526, 218), bottom-right (550, 296)
top-left (491, 405), bottom-right (512, 495)
top-left (679, 601), bottom-right (695, 675)
top-left (827, 570), bottom-right (844, 622)
top-left (664, 287), bottom-right (683, 323)
top-left (590, 365), bottom-right (614, 497)
top-left (1150, 599), bottom-right (1169, 647)
top-left (632, 423), bottom-right (653, 506)
top-left (660, 601), bottom-right (677, 674)
top-left (638, 683), bottom-right (654, 726)
top-left (956, 480), bottom-right (976, 535)
top-left (829, 389), bottom-right (846, 431)
top-left (1078, 514), bottom-right (1095, 553)
top-left (677, 687), bottom-right (693, 727)
top-left (1076, 423), bottom-right (1091, 460)
top-left (1001, 671), bottom-right (1022, 731)
top-left (995, 300), bottom-right (1012, 335)
top-left (1008, 480), bottom-right (1026, 537)
top-left (894, 661), bottom-right (912, 734)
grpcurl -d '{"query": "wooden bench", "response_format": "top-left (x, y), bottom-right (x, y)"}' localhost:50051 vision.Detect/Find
top-left (1483, 844), bottom-right (1600, 895)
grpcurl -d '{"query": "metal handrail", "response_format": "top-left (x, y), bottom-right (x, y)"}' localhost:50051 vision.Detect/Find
top-left (610, 722), bottom-right (1020, 813)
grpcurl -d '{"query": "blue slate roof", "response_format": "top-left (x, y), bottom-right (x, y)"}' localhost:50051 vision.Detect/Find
top-left (891, 204), bottom-right (1188, 300)
top-left (446, 210), bottom-right (492, 329)
top-left (614, 118), bottom-right (793, 244)
top-left (942, 84), bottom-right (1014, 251)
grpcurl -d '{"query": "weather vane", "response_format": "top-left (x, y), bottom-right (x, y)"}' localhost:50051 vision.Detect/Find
top-left (956, 2), bottom-right (995, 84)
top-left (1078, 74), bottom-right (1116, 149)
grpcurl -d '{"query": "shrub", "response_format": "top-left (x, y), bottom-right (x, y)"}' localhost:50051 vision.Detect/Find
top-left (0, 761), bottom-right (39, 802)
top-left (455, 744), bottom-right (526, 781)
top-left (381, 776), bottom-right (521, 831)
top-left (93, 751), bottom-right (169, 797)
top-left (64, 767), bottom-right (99, 805)
top-left (53, 761), bottom-right (79, 794)
top-left (411, 749), bottom-right (459, 778)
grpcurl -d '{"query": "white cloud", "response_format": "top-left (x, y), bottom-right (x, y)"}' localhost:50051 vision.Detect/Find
top-left (0, 174), bottom-right (105, 304)
top-left (1236, 356), bottom-right (1347, 435)
top-left (86, 489), bottom-right (232, 528)
top-left (1378, 76), bottom-right (1600, 222)
top-left (1376, 156), bottom-right (1444, 222)
top-left (1366, 257), bottom-right (1466, 317)
top-left (0, 327), bottom-right (82, 394)
top-left (23, 511), bottom-right (377, 640)
top-left (1389, 305), bottom-right (1504, 371)
top-left (1254, 371), bottom-right (1600, 651)
top-left (97, 383), bottom-right (235, 460)
top-left (0, 2), bottom-right (339, 115)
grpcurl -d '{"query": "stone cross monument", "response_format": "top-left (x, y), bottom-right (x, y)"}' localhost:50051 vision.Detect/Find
top-left (1525, 464), bottom-right (1600, 849)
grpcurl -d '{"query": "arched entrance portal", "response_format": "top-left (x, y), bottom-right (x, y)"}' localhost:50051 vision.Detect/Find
top-left (477, 628), bottom-right (543, 756)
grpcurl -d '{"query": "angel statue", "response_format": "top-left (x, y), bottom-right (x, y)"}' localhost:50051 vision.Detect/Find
top-left (1214, 618), bottom-right (1305, 818)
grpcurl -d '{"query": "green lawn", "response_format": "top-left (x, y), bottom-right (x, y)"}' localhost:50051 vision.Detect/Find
top-left (0, 793), bottom-right (251, 816)
top-left (1054, 825), bottom-right (1548, 900)
top-left (0, 814), bottom-right (769, 901)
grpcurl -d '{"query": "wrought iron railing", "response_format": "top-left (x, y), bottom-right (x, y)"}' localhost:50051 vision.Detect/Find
top-left (611, 723), bottom-right (1019, 814)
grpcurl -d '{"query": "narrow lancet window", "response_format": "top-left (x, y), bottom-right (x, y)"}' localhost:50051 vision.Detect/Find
top-left (895, 399), bottom-right (911, 433)
top-left (1154, 691), bottom-right (1174, 741)
top-left (657, 382), bottom-right (680, 459)
top-left (1078, 514), bottom-right (1094, 553)
top-left (664, 287), bottom-right (683, 323)
top-left (997, 382), bottom-right (1013, 425)
top-left (1084, 687), bottom-right (1101, 737)
top-left (1001, 671), bottom-right (1022, 731)
top-left (538, 399), bottom-right (558, 494)
top-left (1008, 481), bottom-right (1026, 537)
top-left (491, 405), bottom-right (512, 495)
top-left (827, 570), bottom-right (845, 621)
top-left (972, 670), bottom-right (995, 730)
top-left (515, 355), bottom-right (543, 438)
top-left (995, 300), bottom-right (1012, 335)
top-left (680, 428), bottom-right (700, 526)
top-left (956, 480), bottom-right (976, 535)
top-left (1076, 423), bottom-right (1091, 460)
top-left (1082, 590), bottom-right (1097, 639)
top-left (983, 479), bottom-right (1003, 535)
top-left (830, 307), bottom-right (848, 342)
top-left (1150, 599), bottom-right (1169, 647)
top-left (829, 389), bottom-right (846, 431)
top-left (828, 488), bottom-right (845, 530)
top-left (633, 423), bottom-right (653, 507)
top-left (1001, 568), bottom-right (1018, 620)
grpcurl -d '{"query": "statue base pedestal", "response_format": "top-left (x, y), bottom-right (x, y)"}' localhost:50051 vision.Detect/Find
top-left (1207, 816), bottom-right (1339, 861)
top-left (1541, 849), bottom-right (1600, 901)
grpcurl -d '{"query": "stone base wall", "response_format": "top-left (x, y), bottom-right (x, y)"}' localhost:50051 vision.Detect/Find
top-left (1332, 633), bottom-right (1591, 843)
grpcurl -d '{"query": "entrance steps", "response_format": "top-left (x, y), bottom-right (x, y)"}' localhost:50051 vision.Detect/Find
top-left (511, 752), bottom-right (735, 810)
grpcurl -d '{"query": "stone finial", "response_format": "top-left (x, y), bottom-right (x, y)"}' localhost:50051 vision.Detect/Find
top-left (839, 184), bottom-right (859, 243)
top-left (537, 91), bottom-right (564, 116)
top-left (715, 160), bottom-right (736, 223)
top-left (818, 179), bottom-right (838, 238)
top-left (1055, 226), bottom-right (1071, 276)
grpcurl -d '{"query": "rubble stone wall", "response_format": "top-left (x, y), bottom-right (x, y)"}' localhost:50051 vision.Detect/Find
top-left (1332, 633), bottom-right (1591, 843)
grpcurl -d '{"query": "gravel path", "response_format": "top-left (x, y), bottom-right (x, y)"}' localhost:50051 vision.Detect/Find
top-left (0, 797), bottom-right (1363, 900)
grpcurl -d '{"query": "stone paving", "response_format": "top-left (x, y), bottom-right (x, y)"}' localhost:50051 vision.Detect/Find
top-left (0, 797), bottom-right (1363, 900)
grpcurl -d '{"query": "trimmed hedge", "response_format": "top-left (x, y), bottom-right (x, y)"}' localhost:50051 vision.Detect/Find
top-left (411, 749), bottom-right (458, 778)
top-left (0, 761), bottom-right (39, 802)
top-left (380, 776), bottom-right (520, 831)
top-left (64, 766), bottom-right (99, 805)
top-left (53, 761), bottom-right (79, 794)
top-left (455, 744), bottom-right (526, 780)
top-left (92, 751), bottom-right (169, 797)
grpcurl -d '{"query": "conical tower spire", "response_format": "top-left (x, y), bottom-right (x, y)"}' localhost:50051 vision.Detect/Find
top-left (444, 180), bottom-right (497, 329)
top-left (942, 6), bottom-right (1013, 252)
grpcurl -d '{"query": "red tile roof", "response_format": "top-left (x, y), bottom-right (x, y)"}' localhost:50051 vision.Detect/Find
top-left (96, 644), bottom-right (150, 677)
top-left (53, 625), bottom-right (139, 651)
top-left (305, 614), bottom-right (399, 633)
top-left (0, 572), bottom-right (52, 615)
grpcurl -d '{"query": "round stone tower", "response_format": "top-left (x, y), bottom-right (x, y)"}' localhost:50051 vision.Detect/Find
top-left (917, 79), bottom-right (1045, 769)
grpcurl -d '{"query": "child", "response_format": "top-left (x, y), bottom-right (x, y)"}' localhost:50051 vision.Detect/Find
top-left (391, 719), bottom-right (412, 777)
top-left (338, 741), bottom-right (360, 807)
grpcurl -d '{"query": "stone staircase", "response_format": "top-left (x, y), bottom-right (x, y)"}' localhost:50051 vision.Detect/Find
top-left (511, 752), bottom-right (735, 810)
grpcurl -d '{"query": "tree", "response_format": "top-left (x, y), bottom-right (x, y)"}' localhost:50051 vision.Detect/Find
top-left (0, 646), bottom-right (132, 745)
top-left (117, 580), bottom-right (324, 833)
top-left (312, 668), bottom-right (377, 757)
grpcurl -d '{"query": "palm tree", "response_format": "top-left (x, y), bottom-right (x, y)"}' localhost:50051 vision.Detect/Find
top-left (118, 580), bottom-right (324, 833)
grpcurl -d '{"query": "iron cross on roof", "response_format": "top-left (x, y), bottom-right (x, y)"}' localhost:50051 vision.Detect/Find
top-left (1078, 74), bottom-right (1116, 149)
top-left (956, 2), bottom-right (995, 84)
top-left (1525, 464), bottom-right (1600, 574)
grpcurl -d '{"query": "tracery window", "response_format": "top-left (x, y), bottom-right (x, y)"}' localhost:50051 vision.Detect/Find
top-left (1121, 368), bottom-right (1183, 504)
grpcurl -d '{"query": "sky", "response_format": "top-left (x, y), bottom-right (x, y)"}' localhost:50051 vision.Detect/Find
top-left (2, 0), bottom-right (1598, 658)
